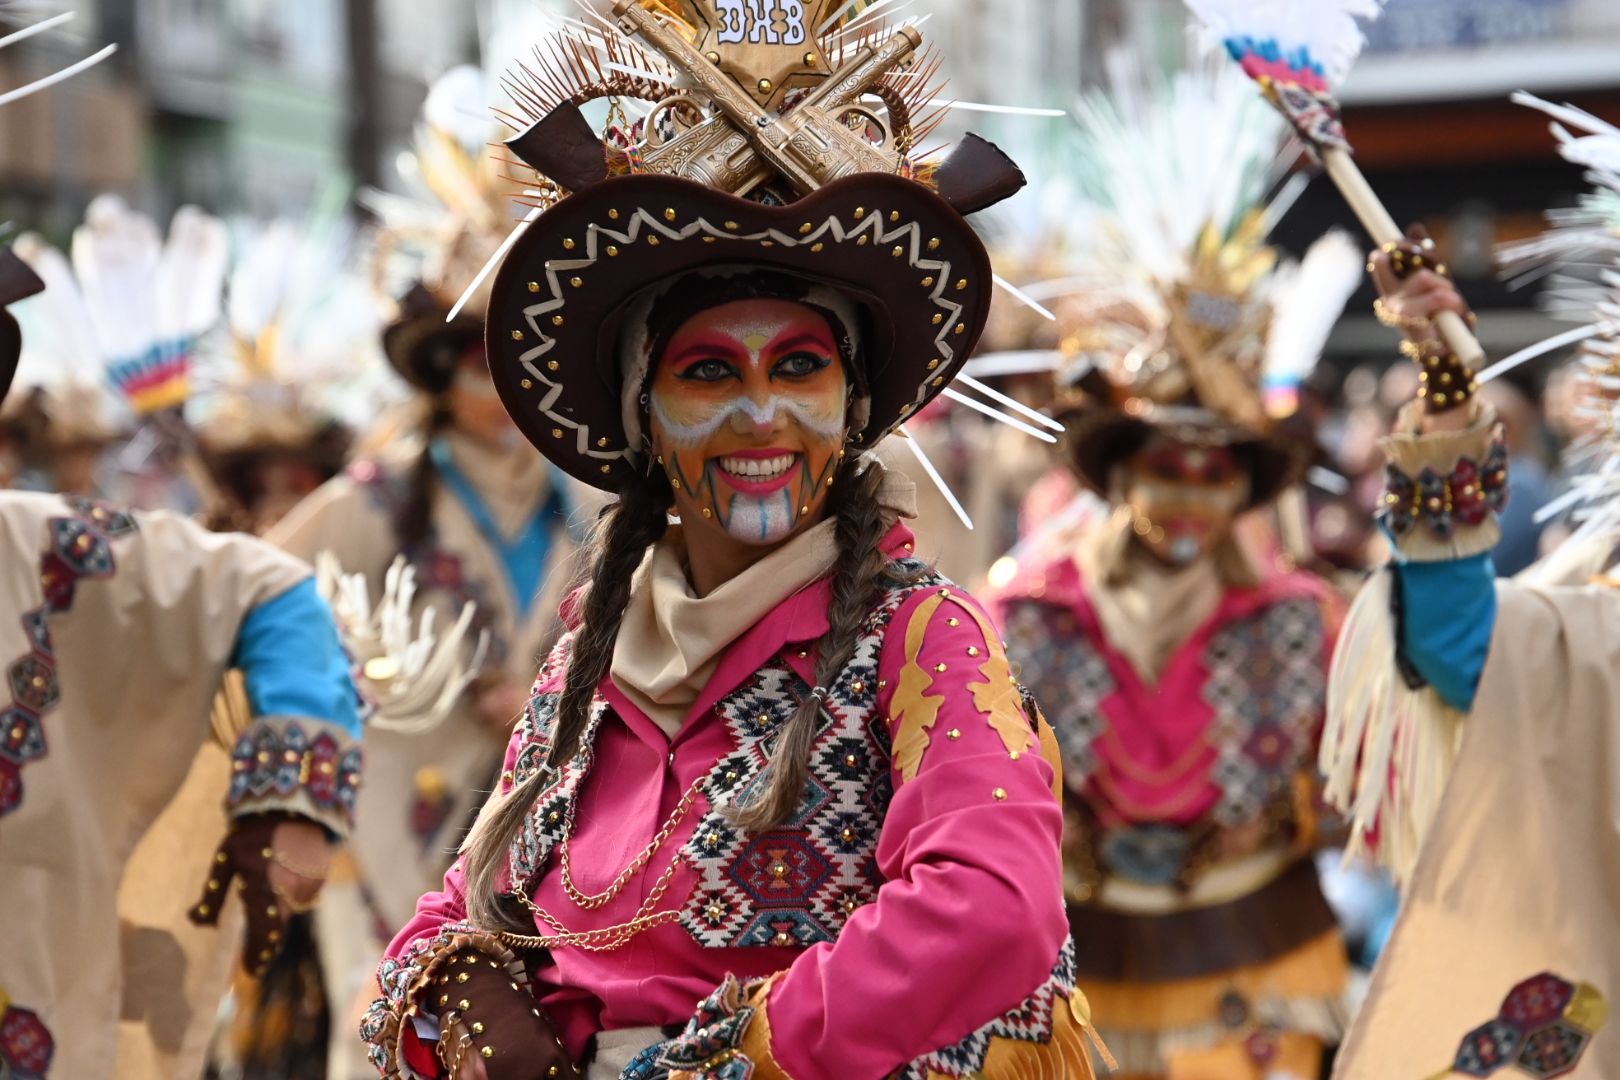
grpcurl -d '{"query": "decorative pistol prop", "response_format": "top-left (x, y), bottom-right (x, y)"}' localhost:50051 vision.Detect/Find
top-left (500, 0), bottom-right (1024, 216)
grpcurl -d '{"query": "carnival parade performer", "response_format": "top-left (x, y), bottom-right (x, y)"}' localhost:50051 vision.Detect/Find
top-left (988, 61), bottom-right (1363, 1080)
top-left (0, 244), bottom-right (365, 1080)
top-left (264, 68), bottom-right (588, 1077)
top-left (1321, 96), bottom-right (1620, 1079)
top-left (359, 3), bottom-right (1106, 1078)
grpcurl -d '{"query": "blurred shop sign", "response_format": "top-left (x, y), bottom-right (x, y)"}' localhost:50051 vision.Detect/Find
top-left (1364, 0), bottom-right (1569, 52)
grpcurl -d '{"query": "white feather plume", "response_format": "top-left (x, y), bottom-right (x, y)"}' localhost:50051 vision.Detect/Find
top-left (316, 553), bottom-right (490, 734)
top-left (1494, 92), bottom-right (1620, 555)
top-left (1182, 0), bottom-right (1386, 87)
top-left (1060, 52), bottom-right (1288, 292)
top-left (1264, 229), bottom-right (1362, 384)
top-left (61, 195), bottom-right (227, 368)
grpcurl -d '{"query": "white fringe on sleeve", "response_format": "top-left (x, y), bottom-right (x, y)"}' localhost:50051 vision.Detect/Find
top-left (1320, 568), bottom-right (1466, 888)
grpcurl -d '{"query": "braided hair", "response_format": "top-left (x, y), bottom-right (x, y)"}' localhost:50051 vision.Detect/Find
top-left (460, 276), bottom-right (911, 931)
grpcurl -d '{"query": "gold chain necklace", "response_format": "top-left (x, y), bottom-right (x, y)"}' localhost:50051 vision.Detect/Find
top-left (557, 773), bottom-right (707, 910)
top-left (502, 852), bottom-right (687, 953)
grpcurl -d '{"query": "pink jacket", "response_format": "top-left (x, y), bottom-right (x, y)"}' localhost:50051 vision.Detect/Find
top-left (375, 522), bottom-right (1072, 1079)
top-left (990, 551), bottom-right (1340, 832)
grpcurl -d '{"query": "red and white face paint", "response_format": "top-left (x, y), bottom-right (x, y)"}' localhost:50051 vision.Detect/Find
top-left (1120, 434), bottom-right (1248, 567)
top-left (648, 298), bottom-right (848, 546)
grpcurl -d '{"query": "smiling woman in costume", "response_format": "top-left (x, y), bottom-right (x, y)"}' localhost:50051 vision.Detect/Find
top-left (357, 3), bottom-right (1103, 1079)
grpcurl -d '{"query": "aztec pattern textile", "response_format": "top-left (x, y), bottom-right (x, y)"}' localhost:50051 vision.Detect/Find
top-left (995, 602), bottom-right (1113, 788)
top-left (1447, 973), bottom-right (1606, 1079)
top-left (0, 496), bottom-right (135, 819)
top-left (503, 560), bottom-right (937, 949)
top-left (227, 716), bottom-right (363, 828)
top-left (1202, 596), bottom-right (1326, 828)
top-left (895, 937), bottom-right (1087, 1079)
top-left (1001, 593), bottom-right (1327, 833)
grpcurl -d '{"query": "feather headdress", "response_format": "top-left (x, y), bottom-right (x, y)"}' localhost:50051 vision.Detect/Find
top-left (1497, 95), bottom-right (1620, 560)
top-left (13, 197), bottom-right (228, 417)
top-left (191, 204), bottom-right (390, 454)
top-left (1026, 56), bottom-right (1358, 431)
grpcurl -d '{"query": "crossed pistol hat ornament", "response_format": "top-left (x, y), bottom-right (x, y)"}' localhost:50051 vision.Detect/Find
top-left (481, 0), bottom-right (1029, 490)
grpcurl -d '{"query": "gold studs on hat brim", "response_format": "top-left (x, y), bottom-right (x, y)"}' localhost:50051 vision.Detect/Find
top-left (503, 199), bottom-right (976, 486)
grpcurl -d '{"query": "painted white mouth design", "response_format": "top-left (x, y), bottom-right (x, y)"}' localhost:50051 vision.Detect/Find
top-left (718, 453), bottom-right (798, 480)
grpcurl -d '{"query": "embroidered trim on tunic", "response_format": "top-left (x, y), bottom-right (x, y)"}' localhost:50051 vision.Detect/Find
top-left (1447, 973), bottom-right (1607, 1079)
top-left (1381, 439), bottom-right (1509, 541)
top-left (0, 497), bottom-right (135, 819)
top-left (897, 937), bottom-right (1101, 1079)
top-left (227, 716), bottom-right (363, 828)
top-left (0, 988), bottom-right (54, 1080)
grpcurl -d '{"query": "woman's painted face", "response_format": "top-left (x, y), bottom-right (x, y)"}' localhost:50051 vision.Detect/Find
top-left (1122, 435), bottom-right (1247, 566)
top-left (648, 298), bottom-right (848, 546)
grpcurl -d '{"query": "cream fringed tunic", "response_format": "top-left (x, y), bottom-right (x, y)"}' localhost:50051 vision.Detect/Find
top-left (0, 491), bottom-right (361, 1080)
top-left (1325, 404), bottom-right (1620, 1078)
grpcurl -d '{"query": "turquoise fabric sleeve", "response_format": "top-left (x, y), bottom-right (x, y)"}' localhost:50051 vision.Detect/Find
top-left (231, 577), bottom-right (362, 738)
top-left (1393, 552), bottom-right (1497, 713)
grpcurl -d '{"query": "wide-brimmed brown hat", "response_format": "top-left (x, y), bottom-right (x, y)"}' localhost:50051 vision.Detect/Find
top-left (0, 250), bottom-right (45, 407)
top-left (485, 172), bottom-right (997, 491)
top-left (382, 281), bottom-right (485, 396)
top-left (1059, 396), bottom-right (1306, 511)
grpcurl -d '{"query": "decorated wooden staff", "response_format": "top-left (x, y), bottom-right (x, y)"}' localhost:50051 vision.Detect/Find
top-left (1183, 0), bottom-right (1486, 368)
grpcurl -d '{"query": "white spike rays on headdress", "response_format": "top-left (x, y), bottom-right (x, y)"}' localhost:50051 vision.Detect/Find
top-left (962, 350), bottom-right (1063, 379)
top-left (941, 386), bottom-right (1057, 443)
top-left (923, 100), bottom-right (1066, 118)
top-left (817, 0), bottom-right (879, 37)
top-left (1475, 323), bottom-right (1610, 385)
top-left (991, 273), bottom-right (1057, 321)
top-left (0, 43), bottom-right (115, 107)
top-left (899, 425), bottom-right (972, 530)
top-left (1182, 0), bottom-right (1386, 87)
top-left (316, 553), bottom-right (490, 734)
top-left (1061, 53), bottom-right (1287, 289)
top-left (446, 202), bottom-right (544, 323)
top-left (826, 0), bottom-right (911, 39)
top-left (954, 372), bottom-right (1064, 432)
top-left (1263, 229), bottom-right (1362, 387)
top-left (0, 10), bottom-right (75, 50)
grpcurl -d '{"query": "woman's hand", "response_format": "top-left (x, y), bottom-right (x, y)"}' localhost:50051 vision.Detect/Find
top-left (267, 818), bottom-right (331, 910)
top-left (1367, 226), bottom-right (1471, 338)
top-left (438, 1018), bottom-right (490, 1080)
top-left (1368, 226), bottom-right (1479, 432)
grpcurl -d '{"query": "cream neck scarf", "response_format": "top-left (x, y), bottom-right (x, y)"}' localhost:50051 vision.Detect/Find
top-left (1078, 506), bottom-right (1256, 686)
top-left (440, 429), bottom-right (553, 540)
top-left (610, 465), bottom-right (916, 738)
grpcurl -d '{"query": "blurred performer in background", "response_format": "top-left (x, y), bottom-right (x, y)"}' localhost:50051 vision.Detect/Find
top-left (191, 210), bottom-right (388, 536)
top-left (1323, 96), bottom-right (1620, 1079)
top-left (268, 67), bottom-right (583, 1078)
top-left (0, 244), bottom-right (365, 1080)
top-left (989, 60), bottom-right (1363, 1080)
